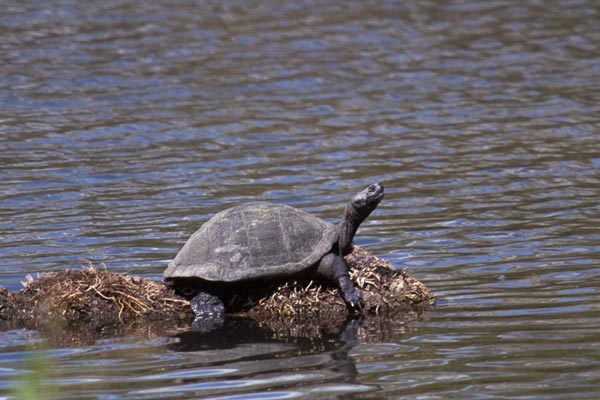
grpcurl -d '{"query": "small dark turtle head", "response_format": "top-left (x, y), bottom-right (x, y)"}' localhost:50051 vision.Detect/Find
top-left (349, 182), bottom-right (384, 219)
top-left (337, 182), bottom-right (384, 253)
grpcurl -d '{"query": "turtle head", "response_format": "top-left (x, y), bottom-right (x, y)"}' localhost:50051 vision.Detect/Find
top-left (348, 182), bottom-right (384, 219)
top-left (337, 182), bottom-right (384, 253)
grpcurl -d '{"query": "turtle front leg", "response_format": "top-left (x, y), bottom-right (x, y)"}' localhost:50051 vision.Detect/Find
top-left (190, 291), bottom-right (226, 332)
top-left (316, 253), bottom-right (363, 309)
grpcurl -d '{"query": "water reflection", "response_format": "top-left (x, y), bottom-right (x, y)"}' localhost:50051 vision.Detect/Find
top-left (162, 318), bottom-right (376, 399)
top-left (1, 318), bottom-right (391, 400)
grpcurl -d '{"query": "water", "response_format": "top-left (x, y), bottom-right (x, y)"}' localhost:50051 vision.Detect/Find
top-left (1, 0), bottom-right (600, 398)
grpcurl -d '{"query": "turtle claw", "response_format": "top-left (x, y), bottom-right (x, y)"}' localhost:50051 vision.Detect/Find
top-left (344, 289), bottom-right (364, 311)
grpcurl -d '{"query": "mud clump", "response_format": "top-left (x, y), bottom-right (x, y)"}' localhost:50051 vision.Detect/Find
top-left (0, 247), bottom-right (434, 338)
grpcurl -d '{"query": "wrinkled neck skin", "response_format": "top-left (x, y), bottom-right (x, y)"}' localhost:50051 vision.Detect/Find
top-left (336, 204), bottom-right (367, 254)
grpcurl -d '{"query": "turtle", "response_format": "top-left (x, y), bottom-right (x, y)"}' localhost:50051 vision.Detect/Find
top-left (164, 182), bottom-right (384, 329)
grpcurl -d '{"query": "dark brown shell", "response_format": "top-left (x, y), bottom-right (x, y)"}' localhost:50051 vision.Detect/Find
top-left (164, 203), bottom-right (338, 282)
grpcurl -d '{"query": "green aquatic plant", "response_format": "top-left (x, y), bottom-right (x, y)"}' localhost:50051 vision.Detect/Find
top-left (11, 350), bottom-right (56, 400)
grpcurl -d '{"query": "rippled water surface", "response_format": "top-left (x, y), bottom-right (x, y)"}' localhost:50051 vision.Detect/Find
top-left (2, 0), bottom-right (600, 398)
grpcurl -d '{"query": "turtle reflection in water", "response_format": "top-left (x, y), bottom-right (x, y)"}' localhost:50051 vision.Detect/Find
top-left (164, 182), bottom-right (384, 330)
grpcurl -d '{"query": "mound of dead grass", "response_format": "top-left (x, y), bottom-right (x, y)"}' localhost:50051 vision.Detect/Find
top-left (0, 247), bottom-right (433, 338)
top-left (14, 267), bottom-right (192, 328)
top-left (248, 246), bottom-right (434, 320)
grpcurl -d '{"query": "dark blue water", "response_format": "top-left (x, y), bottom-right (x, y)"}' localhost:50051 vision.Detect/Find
top-left (2, 0), bottom-right (600, 398)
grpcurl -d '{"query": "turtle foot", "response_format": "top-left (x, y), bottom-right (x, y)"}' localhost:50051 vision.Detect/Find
top-left (190, 291), bottom-right (225, 332)
top-left (343, 288), bottom-right (364, 311)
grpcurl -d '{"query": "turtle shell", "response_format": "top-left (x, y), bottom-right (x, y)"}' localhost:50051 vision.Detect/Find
top-left (164, 202), bottom-right (338, 282)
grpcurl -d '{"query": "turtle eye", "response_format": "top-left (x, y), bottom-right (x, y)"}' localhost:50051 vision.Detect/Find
top-left (367, 185), bottom-right (376, 194)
